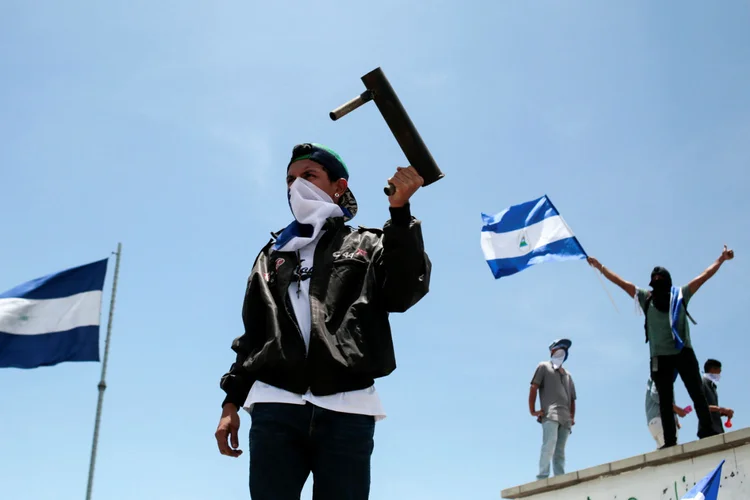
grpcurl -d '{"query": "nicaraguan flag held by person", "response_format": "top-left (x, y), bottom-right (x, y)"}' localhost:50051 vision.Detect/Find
top-left (0, 259), bottom-right (108, 369)
top-left (481, 195), bottom-right (587, 279)
top-left (681, 460), bottom-right (724, 500)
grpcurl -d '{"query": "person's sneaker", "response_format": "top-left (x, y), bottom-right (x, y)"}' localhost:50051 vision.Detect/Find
top-left (659, 443), bottom-right (677, 450)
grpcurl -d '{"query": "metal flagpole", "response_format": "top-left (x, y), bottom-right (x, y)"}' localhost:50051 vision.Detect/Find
top-left (85, 242), bottom-right (122, 500)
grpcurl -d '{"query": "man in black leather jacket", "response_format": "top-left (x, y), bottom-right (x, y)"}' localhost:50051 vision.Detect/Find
top-left (215, 143), bottom-right (431, 500)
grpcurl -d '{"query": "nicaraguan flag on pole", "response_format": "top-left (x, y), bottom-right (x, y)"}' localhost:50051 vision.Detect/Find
top-left (481, 195), bottom-right (587, 279)
top-left (682, 460), bottom-right (724, 500)
top-left (0, 259), bottom-right (108, 369)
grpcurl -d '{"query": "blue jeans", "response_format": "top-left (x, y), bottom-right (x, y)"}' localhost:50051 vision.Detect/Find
top-left (537, 419), bottom-right (570, 480)
top-left (248, 402), bottom-right (375, 500)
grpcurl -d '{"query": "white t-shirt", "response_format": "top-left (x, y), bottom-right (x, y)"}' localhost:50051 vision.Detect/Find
top-left (244, 232), bottom-right (386, 421)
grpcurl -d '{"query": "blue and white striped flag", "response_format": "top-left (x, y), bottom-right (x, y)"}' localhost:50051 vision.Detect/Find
top-left (682, 460), bottom-right (724, 500)
top-left (481, 195), bottom-right (587, 279)
top-left (0, 259), bottom-right (108, 369)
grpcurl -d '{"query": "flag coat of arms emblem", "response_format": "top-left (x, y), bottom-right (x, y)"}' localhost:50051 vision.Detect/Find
top-left (481, 195), bottom-right (587, 279)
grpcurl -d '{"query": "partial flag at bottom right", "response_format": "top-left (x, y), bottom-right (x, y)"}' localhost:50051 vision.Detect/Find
top-left (682, 460), bottom-right (724, 500)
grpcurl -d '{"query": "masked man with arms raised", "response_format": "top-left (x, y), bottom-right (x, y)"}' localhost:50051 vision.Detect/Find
top-left (587, 246), bottom-right (735, 448)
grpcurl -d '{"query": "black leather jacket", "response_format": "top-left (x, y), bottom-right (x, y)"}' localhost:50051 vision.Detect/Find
top-left (220, 204), bottom-right (431, 408)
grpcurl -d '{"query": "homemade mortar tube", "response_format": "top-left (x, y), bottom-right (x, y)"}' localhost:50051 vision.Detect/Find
top-left (329, 91), bottom-right (374, 121)
top-left (329, 67), bottom-right (444, 195)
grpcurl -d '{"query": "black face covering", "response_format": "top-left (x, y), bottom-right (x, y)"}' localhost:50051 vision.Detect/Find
top-left (651, 280), bottom-right (671, 312)
top-left (649, 266), bottom-right (672, 312)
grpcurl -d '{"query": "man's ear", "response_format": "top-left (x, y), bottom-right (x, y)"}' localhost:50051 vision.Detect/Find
top-left (335, 179), bottom-right (348, 199)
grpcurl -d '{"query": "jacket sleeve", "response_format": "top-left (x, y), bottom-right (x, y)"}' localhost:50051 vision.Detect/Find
top-left (219, 249), bottom-right (268, 409)
top-left (377, 203), bottom-right (431, 313)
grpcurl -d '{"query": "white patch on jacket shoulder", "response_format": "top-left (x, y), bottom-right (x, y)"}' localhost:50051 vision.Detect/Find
top-left (333, 249), bottom-right (369, 260)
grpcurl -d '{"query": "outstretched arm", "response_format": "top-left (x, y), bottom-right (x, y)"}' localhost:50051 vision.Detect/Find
top-left (688, 245), bottom-right (734, 295)
top-left (587, 257), bottom-right (636, 298)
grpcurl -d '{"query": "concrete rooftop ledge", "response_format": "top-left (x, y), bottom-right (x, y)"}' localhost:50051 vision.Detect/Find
top-left (501, 427), bottom-right (750, 498)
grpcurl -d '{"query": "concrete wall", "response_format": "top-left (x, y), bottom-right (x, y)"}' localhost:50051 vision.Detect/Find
top-left (502, 428), bottom-right (750, 500)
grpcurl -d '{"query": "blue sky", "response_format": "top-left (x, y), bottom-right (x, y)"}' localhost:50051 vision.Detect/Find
top-left (1, 1), bottom-right (748, 499)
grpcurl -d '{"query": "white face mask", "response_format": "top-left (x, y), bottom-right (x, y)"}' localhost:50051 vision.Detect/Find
top-left (273, 178), bottom-right (345, 253)
top-left (288, 177), bottom-right (339, 224)
top-left (705, 373), bottom-right (721, 384)
top-left (551, 351), bottom-right (566, 369)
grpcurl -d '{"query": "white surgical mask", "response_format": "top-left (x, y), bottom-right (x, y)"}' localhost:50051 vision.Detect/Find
top-left (705, 373), bottom-right (721, 384)
top-left (551, 351), bottom-right (566, 369)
